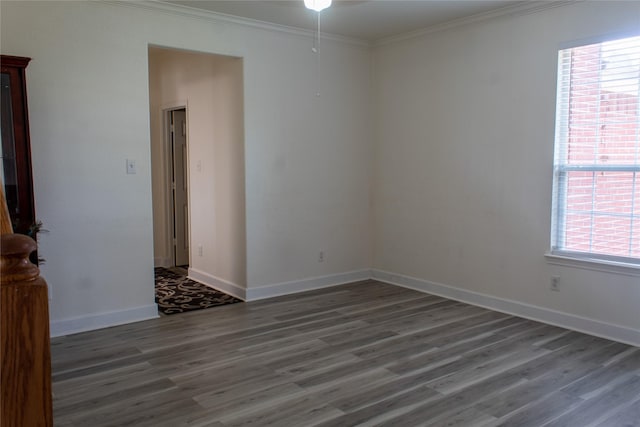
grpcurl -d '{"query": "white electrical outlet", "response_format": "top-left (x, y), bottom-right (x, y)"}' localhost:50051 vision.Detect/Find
top-left (550, 276), bottom-right (560, 292)
top-left (198, 245), bottom-right (203, 256)
top-left (318, 251), bottom-right (324, 262)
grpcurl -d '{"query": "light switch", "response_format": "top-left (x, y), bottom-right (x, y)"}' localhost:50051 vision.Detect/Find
top-left (126, 159), bottom-right (136, 174)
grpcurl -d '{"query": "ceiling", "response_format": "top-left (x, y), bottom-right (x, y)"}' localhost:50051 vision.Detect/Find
top-left (162, 0), bottom-right (530, 42)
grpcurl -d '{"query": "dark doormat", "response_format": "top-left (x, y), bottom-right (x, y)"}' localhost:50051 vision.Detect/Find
top-left (154, 267), bottom-right (242, 315)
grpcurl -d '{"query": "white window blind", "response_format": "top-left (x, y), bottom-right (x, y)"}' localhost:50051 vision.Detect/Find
top-left (551, 35), bottom-right (640, 264)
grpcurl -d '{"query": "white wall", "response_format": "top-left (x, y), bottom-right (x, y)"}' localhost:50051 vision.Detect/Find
top-left (372, 1), bottom-right (640, 343)
top-left (148, 47), bottom-right (246, 291)
top-left (3, 0), bottom-right (637, 343)
top-left (0, 1), bottom-right (372, 334)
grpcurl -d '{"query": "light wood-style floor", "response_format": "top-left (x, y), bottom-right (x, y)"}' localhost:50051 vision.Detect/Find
top-left (51, 280), bottom-right (640, 427)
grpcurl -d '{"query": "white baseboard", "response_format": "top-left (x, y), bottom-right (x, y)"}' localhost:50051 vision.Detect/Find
top-left (245, 269), bottom-right (371, 301)
top-left (49, 266), bottom-right (639, 347)
top-left (50, 304), bottom-right (159, 338)
top-left (188, 268), bottom-right (247, 300)
top-left (371, 269), bottom-right (640, 347)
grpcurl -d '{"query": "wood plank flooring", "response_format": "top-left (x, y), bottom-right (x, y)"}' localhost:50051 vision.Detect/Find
top-left (51, 280), bottom-right (640, 426)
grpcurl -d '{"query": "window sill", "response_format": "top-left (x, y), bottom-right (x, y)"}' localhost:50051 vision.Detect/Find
top-left (545, 253), bottom-right (640, 277)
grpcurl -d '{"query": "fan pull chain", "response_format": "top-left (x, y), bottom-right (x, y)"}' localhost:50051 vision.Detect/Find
top-left (313, 12), bottom-right (321, 97)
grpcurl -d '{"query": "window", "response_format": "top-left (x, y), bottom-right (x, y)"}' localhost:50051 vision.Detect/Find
top-left (551, 35), bottom-right (640, 265)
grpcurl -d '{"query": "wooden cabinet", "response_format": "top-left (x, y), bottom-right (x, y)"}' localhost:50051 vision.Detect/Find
top-left (1, 55), bottom-right (35, 235)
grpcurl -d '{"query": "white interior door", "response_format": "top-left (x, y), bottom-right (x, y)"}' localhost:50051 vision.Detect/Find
top-left (171, 109), bottom-right (189, 267)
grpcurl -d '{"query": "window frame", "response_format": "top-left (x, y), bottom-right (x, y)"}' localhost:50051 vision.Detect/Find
top-left (549, 34), bottom-right (640, 268)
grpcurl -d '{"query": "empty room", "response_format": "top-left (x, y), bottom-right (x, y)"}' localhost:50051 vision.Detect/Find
top-left (1, 0), bottom-right (639, 426)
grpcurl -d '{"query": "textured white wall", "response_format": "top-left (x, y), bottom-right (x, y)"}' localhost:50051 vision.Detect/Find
top-left (148, 48), bottom-right (246, 288)
top-left (372, 1), bottom-right (640, 334)
top-left (0, 1), bottom-right (372, 332)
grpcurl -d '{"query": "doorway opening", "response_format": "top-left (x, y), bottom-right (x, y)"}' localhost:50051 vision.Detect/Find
top-left (168, 108), bottom-right (189, 268)
top-left (148, 45), bottom-right (247, 297)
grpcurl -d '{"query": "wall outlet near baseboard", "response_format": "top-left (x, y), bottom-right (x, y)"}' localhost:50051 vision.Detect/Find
top-left (318, 251), bottom-right (324, 262)
top-left (550, 276), bottom-right (560, 292)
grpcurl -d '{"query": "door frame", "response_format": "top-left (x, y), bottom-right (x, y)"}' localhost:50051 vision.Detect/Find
top-left (162, 104), bottom-right (190, 267)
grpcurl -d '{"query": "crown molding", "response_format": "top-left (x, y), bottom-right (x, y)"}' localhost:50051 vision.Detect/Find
top-left (103, 0), bottom-right (370, 47)
top-left (103, 0), bottom-right (579, 50)
top-left (375, 0), bottom-right (578, 47)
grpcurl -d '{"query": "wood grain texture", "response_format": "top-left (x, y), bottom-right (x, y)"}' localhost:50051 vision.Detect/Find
top-left (0, 186), bottom-right (12, 235)
top-left (51, 280), bottom-right (640, 427)
top-left (1, 233), bottom-right (52, 427)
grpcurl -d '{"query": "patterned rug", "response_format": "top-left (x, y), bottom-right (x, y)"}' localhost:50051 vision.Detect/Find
top-left (154, 267), bottom-right (242, 315)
